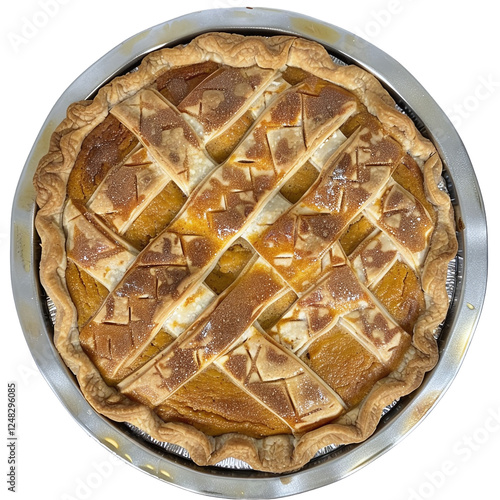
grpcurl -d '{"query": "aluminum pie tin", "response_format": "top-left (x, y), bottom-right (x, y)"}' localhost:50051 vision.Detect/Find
top-left (11, 7), bottom-right (487, 498)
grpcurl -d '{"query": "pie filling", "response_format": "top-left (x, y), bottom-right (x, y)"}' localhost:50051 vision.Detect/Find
top-left (35, 33), bottom-right (457, 471)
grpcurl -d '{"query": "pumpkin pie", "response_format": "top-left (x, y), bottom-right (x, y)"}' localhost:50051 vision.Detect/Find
top-left (33, 32), bottom-right (458, 472)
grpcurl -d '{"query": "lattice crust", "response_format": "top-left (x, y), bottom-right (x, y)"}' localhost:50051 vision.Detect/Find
top-left (33, 32), bottom-right (458, 473)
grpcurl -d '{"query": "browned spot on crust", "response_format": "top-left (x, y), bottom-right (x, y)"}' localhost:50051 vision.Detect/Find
top-left (378, 185), bottom-right (434, 253)
top-left (301, 81), bottom-right (358, 145)
top-left (270, 90), bottom-right (302, 126)
top-left (140, 106), bottom-right (199, 150)
top-left (67, 114), bottom-right (138, 203)
top-left (157, 61), bottom-right (220, 105)
top-left (178, 66), bottom-right (266, 134)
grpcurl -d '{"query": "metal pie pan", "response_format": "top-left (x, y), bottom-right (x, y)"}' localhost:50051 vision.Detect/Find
top-left (11, 7), bottom-right (487, 498)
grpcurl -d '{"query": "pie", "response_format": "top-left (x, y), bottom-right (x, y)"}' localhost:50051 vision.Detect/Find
top-left (33, 32), bottom-right (458, 472)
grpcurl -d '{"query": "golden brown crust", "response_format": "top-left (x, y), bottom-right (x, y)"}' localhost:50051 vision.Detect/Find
top-left (34, 32), bottom-right (457, 472)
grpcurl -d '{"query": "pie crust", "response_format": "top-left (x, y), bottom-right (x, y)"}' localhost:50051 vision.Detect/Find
top-left (33, 32), bottom-right (458, 472)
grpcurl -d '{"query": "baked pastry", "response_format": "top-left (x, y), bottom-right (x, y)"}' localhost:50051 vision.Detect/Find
top-left (34, 32), bottom-right (457, 472)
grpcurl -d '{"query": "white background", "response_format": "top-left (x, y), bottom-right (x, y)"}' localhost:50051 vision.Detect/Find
top-left (2, 1), bottom-right (499, 499)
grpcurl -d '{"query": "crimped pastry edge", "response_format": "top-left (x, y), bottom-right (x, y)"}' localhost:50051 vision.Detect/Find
top-left (33, 32), bottom-right (458, 473)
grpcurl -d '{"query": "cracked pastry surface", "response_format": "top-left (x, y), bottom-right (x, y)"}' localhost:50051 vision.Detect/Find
top-left (34, 32), bottom-right (457, 472)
